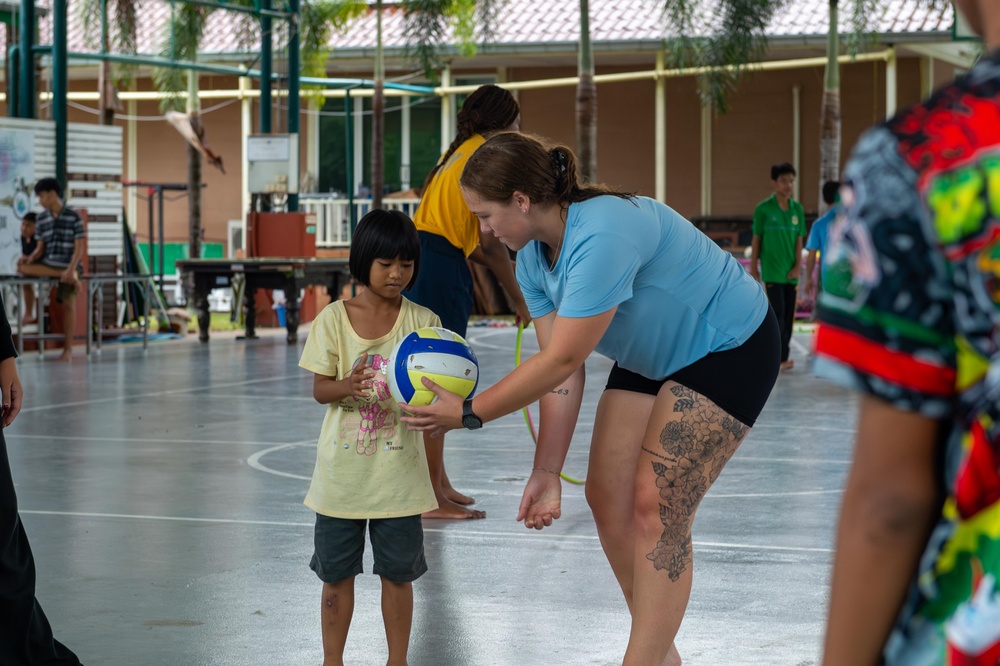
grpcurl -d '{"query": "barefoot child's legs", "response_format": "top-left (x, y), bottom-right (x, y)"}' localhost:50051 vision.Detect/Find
top-left (55, 278), bottom-right (79, 361)
top-left (19, 263), bottom-right (80, 360)
top-left (380, 579), bottom-right (413, 666)
top-left (370, 515), bottom-right (426, 666)
top-left (422, 432), bottom-right (485, 520)
top-left (320, 579), bottom-right (354, 666)
top-left (21, 285), bottom-right (35, 323)
top-left (311, 515), bottom-right (365, 666)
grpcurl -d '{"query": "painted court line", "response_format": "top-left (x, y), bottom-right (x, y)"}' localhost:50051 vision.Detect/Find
top-left (19, 374), bottom-right (303, 413)
top-left (11, 434), bottom-right (316, 448)
top-left (19, 509), bottom-right (833, 553)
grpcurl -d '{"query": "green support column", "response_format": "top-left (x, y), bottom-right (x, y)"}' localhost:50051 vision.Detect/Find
top-left (345, 89), bottom-right (354, 234)
top-left (6, 45), bottom-right (19, 117)
top-left (260, 0), bottom-right (272, 134)
top-left (287, 0), bottom-right (300, 212)
top-left (18, 0), bottom-right (34, 118)
top-left (53, 0), bottom-right (68, 187)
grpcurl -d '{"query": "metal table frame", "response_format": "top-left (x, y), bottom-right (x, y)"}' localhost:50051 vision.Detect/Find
top-left (176, 258), bottom-right (349, 344)
top-left (0, 274), bottom-right (158, 356)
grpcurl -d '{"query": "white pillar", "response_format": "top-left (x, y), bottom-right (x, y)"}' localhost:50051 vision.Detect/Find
top-left (401, 95), bottom-right (411, 190)
top-left (306, 98), bottom-right (319, 193)
top-left (240, 76), bottom-right (252, 250)
top-left (440, 65), bottom-right (453, 155)
top-left (655, 51), bottom-right (666, 203)
top-left (126, 96), bottom-right (137, 233)
top-left (353, 96), bottom-right (364, 196)
top-left (792, 84), bottom-right (801, 203)
top-left (700, 103), bottom-right (712, 216)
top-left (886, 46), bottom-right (897, 118)
top-left (921, 55), bottom-right (935, 100)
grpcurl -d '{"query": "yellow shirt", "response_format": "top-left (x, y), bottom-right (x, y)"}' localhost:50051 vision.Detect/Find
top-left (413, 134), bottom-right (485, 258)
top-left (298, 298), bottom-right (441, 519)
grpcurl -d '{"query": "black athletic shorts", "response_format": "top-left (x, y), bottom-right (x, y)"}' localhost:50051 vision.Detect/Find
top-left (604, 306), bottom-right (780, 427)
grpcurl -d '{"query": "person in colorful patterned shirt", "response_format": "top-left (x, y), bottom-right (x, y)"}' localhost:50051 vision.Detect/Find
top-left (814, 2), bottom-right (1000, 663)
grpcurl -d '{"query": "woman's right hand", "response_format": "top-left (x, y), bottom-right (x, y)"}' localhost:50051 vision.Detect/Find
top-left (516, 470), bottom-right (562, 530)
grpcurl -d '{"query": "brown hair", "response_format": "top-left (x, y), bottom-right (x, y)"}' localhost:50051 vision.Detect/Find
top-left (459, 132), bottom-right (632, 208)
top-left (420, 84), bottom-right (520, 192)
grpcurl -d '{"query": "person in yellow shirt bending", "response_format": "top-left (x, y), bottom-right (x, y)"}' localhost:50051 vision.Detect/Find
top-left (406, 84), bottom-right (531, 519)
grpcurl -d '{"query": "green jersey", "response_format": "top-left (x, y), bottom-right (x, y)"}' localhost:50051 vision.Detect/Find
top-left (752, 194), bottom-right (806, 284)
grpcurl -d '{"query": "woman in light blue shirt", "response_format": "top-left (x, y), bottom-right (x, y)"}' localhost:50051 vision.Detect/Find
top-left (401, 132), bottom-right (780, 665)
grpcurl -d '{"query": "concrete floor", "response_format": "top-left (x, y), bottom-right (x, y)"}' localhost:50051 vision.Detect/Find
top-left (8, 323), bottom-right (855, 666)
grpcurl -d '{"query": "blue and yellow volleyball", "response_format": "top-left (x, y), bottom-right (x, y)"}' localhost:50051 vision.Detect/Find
top-left (388, 327), bottom-right (480, 406)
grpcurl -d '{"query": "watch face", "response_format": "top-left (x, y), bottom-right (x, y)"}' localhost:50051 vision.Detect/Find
top-left (462, 415), bottom-right (482, 430)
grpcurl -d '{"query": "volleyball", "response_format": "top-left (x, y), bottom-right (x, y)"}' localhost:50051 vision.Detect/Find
top-left (388, 327), bottom-right (480, 407)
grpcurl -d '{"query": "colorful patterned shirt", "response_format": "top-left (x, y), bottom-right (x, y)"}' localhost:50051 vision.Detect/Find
top-left (814, 51), bottom-right (1000, 664)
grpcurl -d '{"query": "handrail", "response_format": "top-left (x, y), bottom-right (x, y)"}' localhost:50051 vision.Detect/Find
top-left (300, 196), bottom-right (421, 248)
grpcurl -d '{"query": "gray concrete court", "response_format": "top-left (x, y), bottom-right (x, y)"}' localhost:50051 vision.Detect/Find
top-left (8, 323), bottom-right (854, 666)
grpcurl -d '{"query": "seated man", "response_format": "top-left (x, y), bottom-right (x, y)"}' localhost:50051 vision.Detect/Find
top-left (18, 178), bottom-right (86, 362)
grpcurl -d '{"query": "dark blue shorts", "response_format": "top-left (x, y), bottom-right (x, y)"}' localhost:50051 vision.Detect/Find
top-left (605, 306), bottom-right (780, 427)
top-left (404, 231), bottom-right (473, 337)
top-left (310, 513), bottom-right (427, 584)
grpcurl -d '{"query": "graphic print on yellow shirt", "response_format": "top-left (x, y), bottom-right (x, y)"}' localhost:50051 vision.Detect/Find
top-left (299, 298), bottom-right (440, 519)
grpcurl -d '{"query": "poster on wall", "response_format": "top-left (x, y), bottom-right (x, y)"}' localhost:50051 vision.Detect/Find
top-left (0, 128), bottom-right (35, 276)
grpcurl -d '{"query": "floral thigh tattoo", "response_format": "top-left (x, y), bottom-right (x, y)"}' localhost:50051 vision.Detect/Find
top-left (643, 386), bottom-right (749, 581)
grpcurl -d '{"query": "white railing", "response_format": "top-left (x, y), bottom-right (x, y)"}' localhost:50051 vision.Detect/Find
top-left (300, 195), bottom-right (422, 248)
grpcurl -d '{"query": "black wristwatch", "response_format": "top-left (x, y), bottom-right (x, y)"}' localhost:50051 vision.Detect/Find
top-left (462, 398), bottom-right (483, 430)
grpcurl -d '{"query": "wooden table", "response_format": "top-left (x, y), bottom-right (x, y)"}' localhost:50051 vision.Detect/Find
top-left (176, 257), bottom-right (349, 343)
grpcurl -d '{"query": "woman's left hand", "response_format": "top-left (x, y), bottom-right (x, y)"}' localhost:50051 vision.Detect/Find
top-left (398, 377), bottom-right (465, 437)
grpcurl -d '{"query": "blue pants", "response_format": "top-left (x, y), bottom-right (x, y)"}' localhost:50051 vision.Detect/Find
top-left (404, 231), bottom-right (473, 337)
top-left (765, 282), bottom-right (797, 363)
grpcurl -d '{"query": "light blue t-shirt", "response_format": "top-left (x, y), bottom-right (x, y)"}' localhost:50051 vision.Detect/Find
top-left (516, 195), bottom-right (770, 380)
top-left (806, 205), bottom-right (838, 288)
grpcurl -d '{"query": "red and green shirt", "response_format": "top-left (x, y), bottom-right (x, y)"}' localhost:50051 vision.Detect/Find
top-left (815, 50), bottom-right (1000, 664)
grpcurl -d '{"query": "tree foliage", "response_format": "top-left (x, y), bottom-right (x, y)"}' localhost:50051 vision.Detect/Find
top-left (661, 0), bottom-right (957, 112)
top-left (400, 0), bottom-right (504, 81)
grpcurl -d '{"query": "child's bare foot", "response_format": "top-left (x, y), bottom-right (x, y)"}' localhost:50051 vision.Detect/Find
top-left (57, 350), bottom-right (73, 363)
top-left (22, 316), bottom-right (36, 325)
top-left (444, 485), bottom-right (476, 506)
top-left (780, 359), bottom-right (794, 371)
top-left (663, 643), bottom-right (682, 666)
top-left (423, 498), bottom-right (485, 520)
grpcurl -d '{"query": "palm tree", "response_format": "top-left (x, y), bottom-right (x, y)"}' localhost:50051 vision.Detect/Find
top-left (577, 0), bottom-right (597, 181)
top-left (78, 0), bottom-right (137, 124)
top-left (819, 0), bottom-right (841, 215)
top-left (366, 0), bottom-right (502, 204)
top-left (372, 0), bottom-right (385, 209)
top-left (660, 0), bottom-right (785, 112)
top-left (153, 1), bottom-right (210, 259)
top-left (152, 0), bottom-right (365, 258)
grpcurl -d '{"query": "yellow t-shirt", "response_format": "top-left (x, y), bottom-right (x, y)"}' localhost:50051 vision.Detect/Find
top-left (298, 298), bottom-right (441, 519)
top-left (413, 134), bottom-right (485, 258)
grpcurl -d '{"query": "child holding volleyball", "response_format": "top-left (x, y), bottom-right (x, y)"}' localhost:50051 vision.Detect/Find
top-left (299, 209), bottom-right (441, 666)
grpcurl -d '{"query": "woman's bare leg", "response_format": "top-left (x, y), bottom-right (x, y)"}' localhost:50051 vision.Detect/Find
top-left (586, 389), bottom-right (653, 610)
top-left (588, 389), bottom-right (686, 665)
top-left (623, 382), bottom-right (749, 666)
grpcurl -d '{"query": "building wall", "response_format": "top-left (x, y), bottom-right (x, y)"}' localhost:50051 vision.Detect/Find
top-left (1, 53), bottom-right (955, 250)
